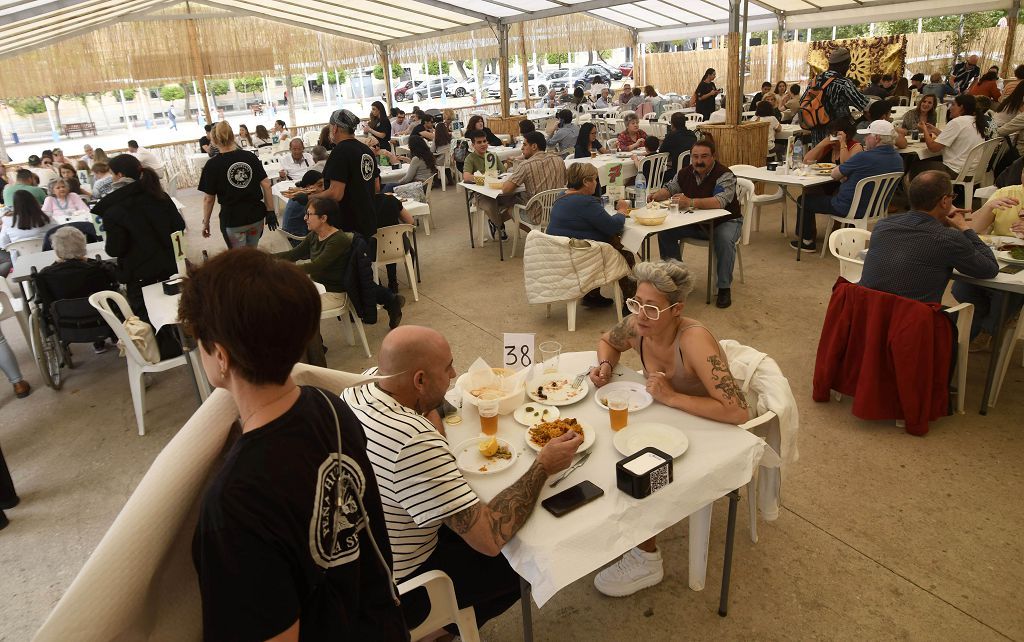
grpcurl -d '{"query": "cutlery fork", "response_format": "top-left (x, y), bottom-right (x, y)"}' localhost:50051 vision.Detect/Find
top-left (572, 369), bottom-right (590, 388)
top-left (549, 451), bottom-right (592, 488)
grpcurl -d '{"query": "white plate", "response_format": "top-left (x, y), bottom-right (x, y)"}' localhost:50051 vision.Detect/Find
top-left (452, 436), bottom-right (518, 475)
top-left (612, 422), bottom-right (689, 459)
top-left (996, 250), bottom-right (1024, 265)
top-left (593, 381), bottom-right (653, 412)
top-left (526, 373), bottom-right (590, 406)
top-left (524, 419), bottom-right (596, 453)
top-left (513, 402), bottom-right (560, 426)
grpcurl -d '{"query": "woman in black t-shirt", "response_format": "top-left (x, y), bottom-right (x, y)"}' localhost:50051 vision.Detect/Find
top-left (573, 122), bottom-right (608, 158)
top-left (365, 101), bottom-right (392, 151)
top-left (198, 121), bottom-right (278, 248)
top-left (373, 192), bottom-right (414, 292)
top-left (182, 249), bottom-right (408, 642)
top-left (695, 68), bottom-right (720, 122)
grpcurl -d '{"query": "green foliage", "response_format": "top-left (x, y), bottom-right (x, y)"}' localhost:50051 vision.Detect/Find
top-left (289, 75), bottom-right (306, 88)
top-left (598, 49), bottom-right (612, 59)
top-left (372, 63), bottom-right (404, 80)
top-left (120, 88), bottom-right (136, 101)
top-left (8, 97), bottom-right (45, 116)
top-left (208, 80), bottom-right (229, 96)
top-left (882, 20), bottom-right (917, 35)
top-left (426, 59), bottom-right (450, 75)
top-left (835, 24), bottom-right (870, 39)
top-left (325, 69), bottom-right (347, 84)
top-left (545, 52), bottom-right (569, 65)
top-left (234, 75), bottom-right (264, 94)
top-left (810, 27), bottom-right (832, 41)
top-left (159, 84), bottom-right (186, 102)
top-left (940, 13), bottom-right (1004, 65)
top-left (463, 60), bottom-right (474, 70)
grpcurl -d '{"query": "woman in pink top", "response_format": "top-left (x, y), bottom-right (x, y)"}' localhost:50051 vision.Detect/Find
top-left (42, 179), bottom-right (89, 217)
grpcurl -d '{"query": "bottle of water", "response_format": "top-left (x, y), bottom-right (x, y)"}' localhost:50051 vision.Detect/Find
top-left (791, 139), bottom-right (804, 171)
top-left (634, 171), bottom-right (647, 208)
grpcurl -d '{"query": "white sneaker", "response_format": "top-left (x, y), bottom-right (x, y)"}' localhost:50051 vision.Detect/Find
top-left (594, 547), bottom-right (664, 597)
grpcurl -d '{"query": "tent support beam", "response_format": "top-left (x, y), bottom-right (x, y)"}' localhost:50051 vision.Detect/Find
top-left (185, 5), bottom-right (212, 126)
top-left (774, 13), bottom-right (787, 86)
top-left (498, 22), bottom-right (511, 118)
top-left (1004, 0), bottom-right (1020, 71)
top-left (379, 44), bottom-right (394, 114)
top-left (284, 58), bottom-right (297, 132)
top-left (518, 22), bottom-right (532, 109)
top-left (726, 0), bottom-right (741, 125)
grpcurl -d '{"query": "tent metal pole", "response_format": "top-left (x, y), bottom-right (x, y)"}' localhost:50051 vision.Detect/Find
top-left (1004, 0), bottom-right (1020, 72)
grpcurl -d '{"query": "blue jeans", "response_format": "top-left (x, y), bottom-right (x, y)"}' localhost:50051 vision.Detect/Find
top-left (951, 282), bottom-right (1024, 339)
top-left (224, 221), bottom-right (264, 248)
top-left (281, 200), bottom-right (309, 240)
top-left (657, 218), bottom-right (743, 290)
top-left (0, 329), bottom-right (23, 384)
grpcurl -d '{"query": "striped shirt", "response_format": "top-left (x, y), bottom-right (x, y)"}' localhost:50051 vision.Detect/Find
top-left (343, 372), bottom-right (479, 581)
top-left (808, 70), bottom-right (869, 145)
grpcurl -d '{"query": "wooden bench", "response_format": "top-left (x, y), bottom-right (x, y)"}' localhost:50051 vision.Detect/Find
top-left (63, 122), bottom-right (97, 137)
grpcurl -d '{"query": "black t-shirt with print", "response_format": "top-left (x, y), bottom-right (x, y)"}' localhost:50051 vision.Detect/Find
top-left (322, 138), bottom-right (380, 238)
top-left (198, 149), bottom-right (268, 229)
top-left (193, 386), bottom-right (408, 642)
top-left (373, 193), bottom-right (404, 228)
top-left (199, 136), bottom-right (210, 152)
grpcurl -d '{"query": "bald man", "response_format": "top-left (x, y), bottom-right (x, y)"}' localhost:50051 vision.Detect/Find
top-left (343, 326), bottom-right (581, 634)
top-left (952, 54), bottom-right (981, 94)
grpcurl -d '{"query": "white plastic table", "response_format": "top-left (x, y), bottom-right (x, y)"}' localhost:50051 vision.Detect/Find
top-left (899, 140), bottom-right (942, 160)
top-left (445, 351), bottom-right (765, 631)
top-left (458, 180), bottom-right (525, 260)
top-left (565, 153), bottom-right (639, 184)
top-left (730, 165), bottom-right (836, 262)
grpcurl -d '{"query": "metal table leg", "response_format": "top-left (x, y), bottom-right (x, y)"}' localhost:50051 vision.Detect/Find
top-left (411, 229), bottom-right (421, 283)
top-left (519, 577), bottom-right (534, 642)
top-left (793, 188), bottom-right (803, 262)
top-left (979, 291), bottom-right (1011, 415)
top-left (705, 219), bottom-right (715, 305)
top-left (718, 489), bottom-right (740, 617)
top-left (464, 188), bottom-right (476, 249)
top-left (174, 325), bottom-right (210, 404)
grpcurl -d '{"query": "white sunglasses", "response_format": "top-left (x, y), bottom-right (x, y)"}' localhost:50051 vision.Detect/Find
top-left (625, 298), bottom-right (678, 320)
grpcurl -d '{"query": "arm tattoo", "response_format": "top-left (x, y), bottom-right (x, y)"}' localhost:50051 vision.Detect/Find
top-left (605, 315), bottom-right (636, 352)
top-left (484, 461), bottom-right (547, 546)
top-left (444, 504), bottom-right (481, 535)
top-left (707, 355), bottom-right (749, 409)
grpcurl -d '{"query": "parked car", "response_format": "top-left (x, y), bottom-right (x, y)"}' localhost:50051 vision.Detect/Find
top-left (412, 76), bottom-right (459, 101)
top-left (486, 71), bottom-right (549, 99)
top-left (619, 62), bottom-right (634, 78)
top-left (547, 66), bottom-right (610, 92)
top-left (445, 74), bottom-right (497, 97)
top-left (393, 80), bottom-right (424, 102)
top-left (595, 62), bottom-right (624, 81)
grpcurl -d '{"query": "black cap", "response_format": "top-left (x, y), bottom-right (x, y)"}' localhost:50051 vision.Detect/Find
top-left (296, 170), bottom-right (322, 188)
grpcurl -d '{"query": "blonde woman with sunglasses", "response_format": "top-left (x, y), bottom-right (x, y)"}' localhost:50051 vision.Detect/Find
top-left (587, 259), bottom-right (751, 598)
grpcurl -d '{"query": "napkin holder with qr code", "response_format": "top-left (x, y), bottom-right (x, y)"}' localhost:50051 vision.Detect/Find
top-left (162, 277), bottom-right (185, 296)
top-left (616, 447), bottom-right (673, 499)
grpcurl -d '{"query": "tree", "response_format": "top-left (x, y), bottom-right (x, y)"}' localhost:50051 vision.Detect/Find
top-left (546, 52), bottom-right (569, 68)
top-left (941, 12), bottom-right (1004, 69)
top-left (426, 59), bottom-right (450, 75)
top-left (160, 84), bottom-right (186, 102)
top-left (8, 97), bottom-right (45, 117)
top-left (44, 95), bottom-right (64, 129)
top-left (208, 80), bottom-right (229, 96)
top-left (234, 75), bottom-right (264, 94)
top-left (373, 63), bottom-right (404, 80)
top-left (72, 93), bottom-right (94, 124)
top-left (882, 19), bottom-right (917, 35)
top-left (325, 69), bottom-right (347, 85)
top-left (454, 60), bottom-right (470, 80)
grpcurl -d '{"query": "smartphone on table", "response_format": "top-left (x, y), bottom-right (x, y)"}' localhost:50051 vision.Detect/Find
top-left (541, 480), bottom-right (604, 517)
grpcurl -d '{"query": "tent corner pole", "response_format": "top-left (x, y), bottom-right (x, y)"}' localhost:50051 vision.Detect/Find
top-left (497, 22), bottom-right (511, 118)
top-left (1004, 0), bottom-right (1021, 72)
top-left (726, 0), bottom-right (742, 125)
top-left (380, 45), bottom-right (394, 114)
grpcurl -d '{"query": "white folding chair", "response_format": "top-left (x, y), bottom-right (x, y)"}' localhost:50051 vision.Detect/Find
top-left (319, 288), bottom-right (371, 359)
top-left (828, 228), bottom-right (871, 283)
top-left (0, 279), bottom-right (30, 348)
top-left (88, 291), bottom-right (189, 436)
top-left (626, 153), bottom-right (670, 198)
top-left (681, 178), bottom-right (752, 292)
top-left (952, 138), bottom-right (1002, 208)
top-left (730, 164), bottom-right (786, 242)
top-left (818, 172), bottom-right (903, 258)
top-left (511, 188), bottom-right (563, 258)
top-left (373, 224), bottom-right (418, 302)
top-left (685, 113), bottom-right (705, 126)
top-left (398, 570), bottom-right (481, 642)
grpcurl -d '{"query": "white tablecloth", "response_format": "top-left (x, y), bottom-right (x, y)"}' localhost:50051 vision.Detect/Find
top-left (899, 141), bottom-right (942, 160)
top-left (445, 351), bottom-right (765, 607)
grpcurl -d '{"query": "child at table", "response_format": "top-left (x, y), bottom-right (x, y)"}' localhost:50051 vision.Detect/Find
top-left (42, 179), bottom-right (89, 218)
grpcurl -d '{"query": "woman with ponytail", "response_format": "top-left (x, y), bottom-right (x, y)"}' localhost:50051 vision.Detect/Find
top-left (916, 93), bottom-right (987, 180)
top-left (93, 153), bottom-right (186, 358)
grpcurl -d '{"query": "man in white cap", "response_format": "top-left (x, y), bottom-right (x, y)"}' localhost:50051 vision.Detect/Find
top-left (804, 46), bottom-right (869, 146)
top-left (792, 119), bottom-right (903, 253)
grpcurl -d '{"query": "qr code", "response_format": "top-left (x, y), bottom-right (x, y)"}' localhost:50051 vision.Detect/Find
top-left (649, 465), bottom-right (669, 494)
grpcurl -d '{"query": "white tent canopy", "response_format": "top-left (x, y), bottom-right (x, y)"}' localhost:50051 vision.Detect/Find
top-left (0, 0), bottom-right (1016, 58)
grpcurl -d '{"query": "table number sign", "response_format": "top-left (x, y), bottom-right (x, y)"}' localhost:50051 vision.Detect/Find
top-left (485, 151), bottom-right (501, 177)
top-left (170, 230), bottom-right (187, 275)
top-left (503, 332), bottom-right (535, 371)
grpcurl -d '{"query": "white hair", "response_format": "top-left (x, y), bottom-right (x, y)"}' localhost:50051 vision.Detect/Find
top-left (876, 133), bottom-right (895, 146)
top-left (623, 111), bottom-right (640, 126)
top-left (52, 226), bottom-right (87, 260)
top-left (632, 260), bottom-right (694, 304)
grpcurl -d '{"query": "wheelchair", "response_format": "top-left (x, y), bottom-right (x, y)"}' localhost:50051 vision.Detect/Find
top-left (26, 268), bottom-right (116, 390)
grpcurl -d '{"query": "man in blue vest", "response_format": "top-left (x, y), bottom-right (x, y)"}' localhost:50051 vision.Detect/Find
top-left (650, 138), bottom-right (743, 308)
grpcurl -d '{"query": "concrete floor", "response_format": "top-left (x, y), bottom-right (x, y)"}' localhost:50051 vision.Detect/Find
top-left (1, 181), bottom-right (1022, 641)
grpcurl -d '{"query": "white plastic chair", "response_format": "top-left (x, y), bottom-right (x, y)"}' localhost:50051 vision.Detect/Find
top-left (730, 164), bottom-right (785, 242)
top-left (625, 153), bottom-right (669, 195)
top-left (511, 188), bottom-right (563, 258)
top-left (607, 138), bottom-right (619, 151)
top-left (685, 112), bottom-right (705, 126)
top-left (302, 130), bottom-right (319, 147)
top-left (741, 111), bottom-right (757, 121)
top-left (88, 291), bottom-right (189, 436)
top-left (990, 317), bottom-right (1024, 407)
top-left (680, 178), bottom-right (753, 292)
top-left (416, 173), bottom-right (436, 235)
top-left (936, 103), bottom-right (948, 127)
top-left (952, 138), bottom-right (1002, 209)
top-left (319, 288), bottom-right (371, 359)
top-left (0, 280), bottom-right (30, 348)
top-left (164, 171), bottom-right (179, 197)
top-left (817, 172), bottom-right (903, 257)
top-left (828, 228), bottom-right (871, 283)
top-left (373, 224), bottom-right (418, 302)
top-left (5, 237), bottom-right (45, 261)
top-left (398, 570), bottom-right (481, 642)
top-left (435, 146), bottom-right (452, 191)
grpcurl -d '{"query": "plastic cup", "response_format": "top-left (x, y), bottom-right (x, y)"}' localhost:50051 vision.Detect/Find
top-left (607, 391), bottom-right (630, 431)
top-left (669, 201), bottom-right (680, 214)
top-left (478, 392), bottom-right (501, 436)
top-left (539, 341), bottom-right (561, 373)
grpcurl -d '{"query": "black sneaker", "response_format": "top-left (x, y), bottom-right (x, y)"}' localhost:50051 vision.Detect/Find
top-left (715, 288), bottom-right (732, 309)
top-left (387, 295), bottom-right (406, 330)
top-left (487, 220), bottom-right (498, 240)
top-left (789, 239), bottom-right (817, 253)
top-left (581, 291), bottom-right (614, 308)
top-left (0, 495), bottom-right (19, 511)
